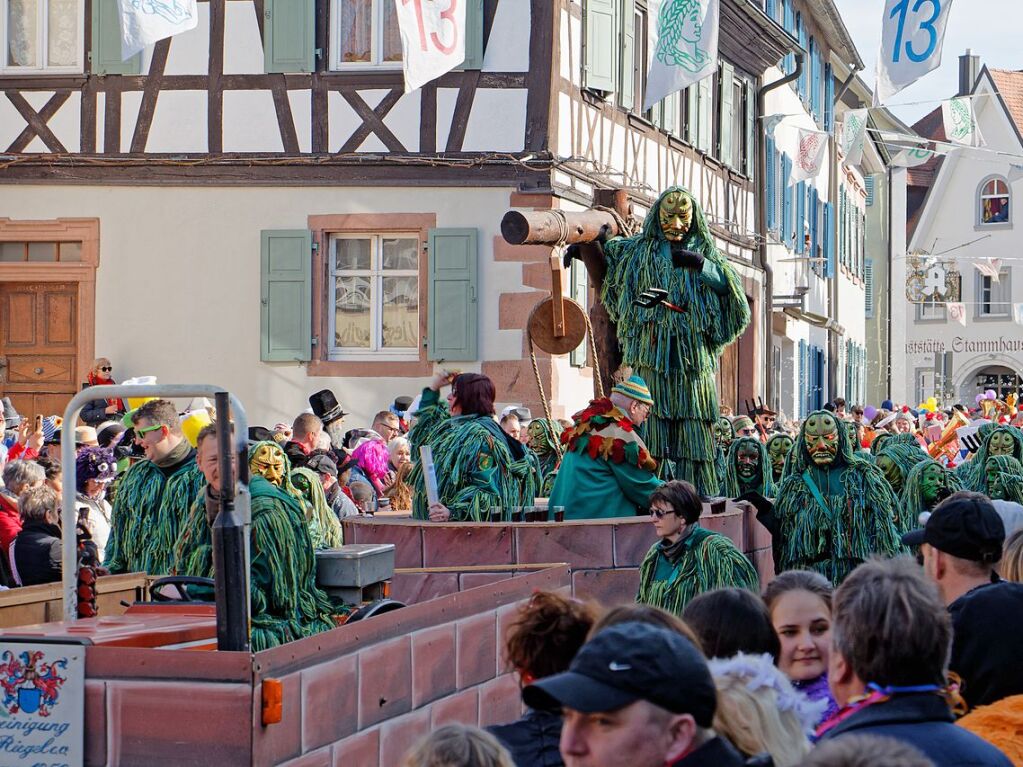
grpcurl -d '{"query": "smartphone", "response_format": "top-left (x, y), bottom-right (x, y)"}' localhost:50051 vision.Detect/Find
top-left (34, 414), bottom-right (42, 432)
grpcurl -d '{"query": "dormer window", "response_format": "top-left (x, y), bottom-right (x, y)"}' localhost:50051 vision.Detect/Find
top-left (979, 176), bottom-right (1010, 225)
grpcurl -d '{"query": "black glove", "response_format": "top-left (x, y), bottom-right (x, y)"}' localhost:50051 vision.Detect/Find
top-left (562, 225), bottom-right (612, 269)
top-left (670, 241), bottom-right (704, 269)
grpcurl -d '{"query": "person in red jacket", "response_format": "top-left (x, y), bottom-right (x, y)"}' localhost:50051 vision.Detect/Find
top-left (0, 459), bottom-right (45, 556)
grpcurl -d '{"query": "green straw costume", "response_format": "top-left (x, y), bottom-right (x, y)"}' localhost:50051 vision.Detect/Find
top-left (773, 410), bottom-right (902, 584)
top-left (956, 425), bottom-right (1023, 491)
top-left (636, 526), bottom-right (759, 616)
top-left (291, 467), bottom-right (344, 549)
top-left (527, 419), bottom-right (564, 497)
top-left (600, 187), bottom-right (750, 494)
top-left (899, 458), bottom-right (962, 529)
top-left (409, 388), bottom-right (540, 521)
top-left (980, 454), bottom-right (1023, 505)
top-left (720, 436), bottom-right (776, 498)
top-left (104, 449), bottom-right (204, 575)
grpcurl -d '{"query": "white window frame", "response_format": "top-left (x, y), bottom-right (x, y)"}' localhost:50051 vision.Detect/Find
top-left (327, 232), bottom-right (420, 361)
top-left (329, 0), bottom-right (403, 71)
top-left (977, 175), bottom-right (1011, 228)
top-left (1, 0), bottom-right (85, 74)
top-left (915, 296), bottom-right (946, 323)
top-left (977, 268), bottom-right (1011, 319)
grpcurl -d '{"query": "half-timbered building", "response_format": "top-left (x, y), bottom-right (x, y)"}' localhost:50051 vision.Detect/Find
top-left (0, 0), bottom-right (794, 425)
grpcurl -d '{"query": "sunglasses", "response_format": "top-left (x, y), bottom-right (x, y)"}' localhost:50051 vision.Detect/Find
top-left (649, 507), bottom-right (676, 519)
top-left (100, 366), bottom-right (112, 372)
top-left (135, 423), bottom-right (164, 436)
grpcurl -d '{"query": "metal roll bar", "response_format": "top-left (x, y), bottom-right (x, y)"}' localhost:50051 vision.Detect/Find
top-left (60, 385), bottom-right (250, 624)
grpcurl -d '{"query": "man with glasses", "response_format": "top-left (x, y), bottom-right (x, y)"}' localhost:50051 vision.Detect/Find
top-left (370, 411), bottom-right (401, 444)
top-left (104, 399), bottom-right (204, 576)
top-left (549, 372), bottom-right (663, 520)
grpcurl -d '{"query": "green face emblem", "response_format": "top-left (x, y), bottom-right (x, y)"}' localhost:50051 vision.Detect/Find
top-left (989, 430), bottom-right (1016, 458)
top-left (876, 455), bottom-right (903, 494)
top-left (804, 413), bottom-right (839, 467)
top-left (767, 436), bottom-right (793, 479)
top-left (919, 463), bottom-right (946, 505)
top-left (986, 462), bottom-right (1006, 499)
top-left (736, 443), bottom-right (760, 480)
top-left (713, 417), bottom-right (733, 450)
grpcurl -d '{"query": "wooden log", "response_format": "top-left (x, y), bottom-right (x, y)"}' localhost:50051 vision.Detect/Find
top-left (501, 209), bottom-right (623, 245)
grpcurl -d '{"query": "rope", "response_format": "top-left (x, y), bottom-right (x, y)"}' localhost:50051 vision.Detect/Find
top-left (584, 310), bottom-right (604, 400)
top-left (527, 330), bottom-right (563, 458)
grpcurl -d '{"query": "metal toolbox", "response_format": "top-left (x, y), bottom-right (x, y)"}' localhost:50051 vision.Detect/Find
top-left (316, 544), bottom-right (396, 589)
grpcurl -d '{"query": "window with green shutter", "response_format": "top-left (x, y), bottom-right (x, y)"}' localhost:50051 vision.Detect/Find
top-left (618, 0), bottom-right (636, 109)
top-left (717, 62), bottom-right (735, 165)
top-left (427, 228), bottom-right (478, 362)
top-left (265, 0), bottom-right (315, 74)
top-left (91, 0), bottom-right (142, 75)
top-left (461, 0), bottom-right (485, 69)
top-left (584, 0), bottom-right (617, 93)
top-left (570, 259), bottom-right (589, 367)
top-left (261, 230), bottom-right (312, 362)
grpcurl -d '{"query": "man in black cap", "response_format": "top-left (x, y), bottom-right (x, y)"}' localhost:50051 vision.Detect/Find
top-left (903, 490), bottom-right (1023, 709)
top-left (523, 622), bottom-right (747, 767)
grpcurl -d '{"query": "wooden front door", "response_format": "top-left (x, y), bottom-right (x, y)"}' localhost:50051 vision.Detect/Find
top-left (0, 282), bottom-right (79, 418)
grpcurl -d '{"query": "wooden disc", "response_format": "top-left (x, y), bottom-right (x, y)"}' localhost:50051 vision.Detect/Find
top-left (528, 297), bottom-right (587, 355)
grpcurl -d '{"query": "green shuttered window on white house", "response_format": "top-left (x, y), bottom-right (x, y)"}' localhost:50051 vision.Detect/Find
top-left (264, 0), bottom-right (316, 73)
top-left (321, 0), bottom-right (484, 72)
top-left (260, 226), bottom-right (478, 364)
top-left (91, 0), bottom-right (141, 74)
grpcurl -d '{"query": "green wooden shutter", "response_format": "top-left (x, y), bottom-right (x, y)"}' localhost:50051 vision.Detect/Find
top-left (264, 0), bottom-right (314, 73)
top-left (461, 0), bottom-right (484, 69)
top-left (584, 0), bottom-right (616, 92)
top-left (260, 230), bottom-right (312, 362)
top-left (90, 0), bottom-right (141, 75)
top-left (570, 260), bottom-right (588, 367)
top-left (697, 74), bottom-right (713, 153)
top-left (619, 0), bottom-right (635, 109)
top-left (427, 228), bottom-right (478, 361)
top-left (744, 81), bottom-right (756, 177)
top-left (718, 62), bottom-right (735, 165)
top-left (661, 92), bottom-right (678, 135)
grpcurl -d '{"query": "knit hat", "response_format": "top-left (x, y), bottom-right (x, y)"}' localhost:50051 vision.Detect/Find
top-left (731, 415), bottom-right (756, 435)
top-left (76, 446), bottom-right (118, 492)
top-left (611, 375), bottom-right (654, 406)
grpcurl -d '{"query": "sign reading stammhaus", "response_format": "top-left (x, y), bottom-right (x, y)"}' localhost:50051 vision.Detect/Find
top-left (907, 337), bottom-right (1023, 354)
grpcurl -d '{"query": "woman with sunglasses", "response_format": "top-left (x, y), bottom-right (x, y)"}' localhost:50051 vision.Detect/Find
top-left (81, 358), bottom-right (125, 427)
top-left (637, 480), bottom-right (759, 616)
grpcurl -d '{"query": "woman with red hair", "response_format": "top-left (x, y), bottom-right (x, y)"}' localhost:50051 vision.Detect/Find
top-left (408, 371), bottom-right (540, 521)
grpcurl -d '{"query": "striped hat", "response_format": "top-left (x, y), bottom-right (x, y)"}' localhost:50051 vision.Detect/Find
top-left (611, 374), bottom-right (654, 406)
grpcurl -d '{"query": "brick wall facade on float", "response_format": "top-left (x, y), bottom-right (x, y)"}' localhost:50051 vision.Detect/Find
top-left (342, 501), bottom-right (775, 606)
top-left (78, 566), bottom-right (569, 767)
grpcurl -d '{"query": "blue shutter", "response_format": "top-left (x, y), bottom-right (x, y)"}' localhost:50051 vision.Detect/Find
top-left (810, 187), bottom-right (819, 265)
top-left (839, 189), bottom-right (846, 268)
top-left (798, 340), bottom-right (807, 419)
top-left (865, 259), bottom-right (874, 316)
top-left (782, 155), bottom-right (792, 248)
top-left (461, 0), bottom-right (485, 69)
top-left (824, 63), bottom-right (834, 131)
top-left (264, 0), bottom-right (315, 73)
top-left (783, 0), bottom-right (794, 72)
top-left (260, 230), bottom-right (312, 362)
top-left (584, 0), bottom-right (616, 92)
top-left (865, 175), bottom-right (875, 206)
top-left (797, 18), bottom-right (807, 99)
top-left (427, 228), bottom-right (478, 361)
top-left (91, 0), bottom-right (142, 75)
top-left (824, 201), bottom-right (835, 278)
top-left (766, 137), bottom-right (777, 233)
top-left (815, 349), bottom-right (825, 410)
top-left (796, 181), bottom-right (805, 255)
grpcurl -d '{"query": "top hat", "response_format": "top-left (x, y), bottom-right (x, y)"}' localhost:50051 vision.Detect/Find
top-left (2, 397), bottom-right (21, 429)
top-left (393, 395), bottom-right (414, 414)
top-left (309, 389), bottom-right (348, 426)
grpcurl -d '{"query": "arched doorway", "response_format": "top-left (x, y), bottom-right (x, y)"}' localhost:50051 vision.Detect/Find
top-left (961, 365), bottom-right (1022, 403)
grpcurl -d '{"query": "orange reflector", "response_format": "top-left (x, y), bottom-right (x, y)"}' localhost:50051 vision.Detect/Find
top-left (261, 679), bottom-right (283, 725)
top-left (382, 580), bottom-right (391, 599)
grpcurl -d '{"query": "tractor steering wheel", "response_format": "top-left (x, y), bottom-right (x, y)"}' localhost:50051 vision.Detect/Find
top-left (149, 575), bottom-right (216, 602)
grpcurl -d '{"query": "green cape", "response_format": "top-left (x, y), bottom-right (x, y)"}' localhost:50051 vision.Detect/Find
top-left (721, 436), bottom-right (776, 498)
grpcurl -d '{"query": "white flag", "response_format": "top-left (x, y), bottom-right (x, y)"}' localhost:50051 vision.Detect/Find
top-left (1013, 303), bottom-right (1023, 325)
top-left (975, 259), bottom-right (1002, 282)
top-left (890, 144), bottom-right (942, 168)
top-left (118, 0), bottom-right (198, 60)
top-left (875, 0), bottom-right (954, 105)
top-left (789, 129), bottom-right (829, 185)
top-left (840, 109), bottom-right (869, 167)
top-left (942, 97), bottom-right (985, 146)
top-left (395, 0), bottom-right (467, 93)
top-left (763, 113), bottom-right (786, 139)
top-left (948, 301), bottom-right (967, 326)
top-left (644, 0), bottom-right (720, 111)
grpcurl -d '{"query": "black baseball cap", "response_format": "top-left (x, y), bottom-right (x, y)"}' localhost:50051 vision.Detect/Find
top-left (522, 622), bottom-right (716, 726)
top-left (902, 493), bottom-right (1006, 563)
top-left (306, 453), bottom-right (338, 477)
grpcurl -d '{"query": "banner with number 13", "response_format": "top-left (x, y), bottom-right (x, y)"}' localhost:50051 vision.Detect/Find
top-left (875, 0), bottom-right (954, 105)
top-left (396, 0), bottom-right (466, 93)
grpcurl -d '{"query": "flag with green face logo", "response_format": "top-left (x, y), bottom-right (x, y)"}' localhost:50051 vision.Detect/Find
top-left (644, 0), bottom-right (719, 112)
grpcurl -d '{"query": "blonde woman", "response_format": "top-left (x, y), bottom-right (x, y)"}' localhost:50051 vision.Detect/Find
top-left (81, 357), bottom-right (125, 426)
top-left (1000, 528), bottom-right (1023, 582)
top-left (708, 652), bottom-right (822, 767)
top-left (402, 724), bottom-right (514, 767)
